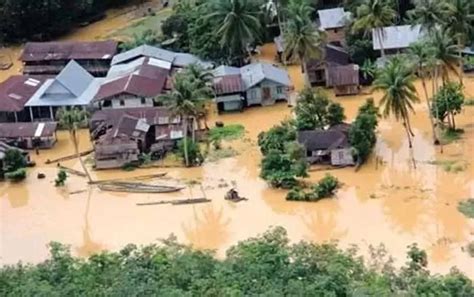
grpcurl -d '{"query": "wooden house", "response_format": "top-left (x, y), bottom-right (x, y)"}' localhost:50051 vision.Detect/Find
top-left (327, 64), bottom-right (360, 96)
top-left (0, 122), bottom-right (57, 149)
top-left (305, 44), bottom-right (350, 87)
top-left (297, 124), bottom-right (354, 166)
top-left (21, 41), bottom-right (117, 77)
top-left (213, 63), bottom-right (292, 112)
top-left (317, 8), bottom-right (350, 46)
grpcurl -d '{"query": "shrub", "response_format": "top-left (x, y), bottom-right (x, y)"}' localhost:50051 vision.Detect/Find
top-left (3, 149), bottom-right (26, 172)
top-left (55, 169), bottom-right (68, 187)
top-left (312, 174), bottom-right (339, 199)
top-left (458, 199), bottom-right (474, 219)
top-left (209, 124), bottom-right (245, 142)
top-left (5, 168), bottom-right (27, 182)
top-left (466, 242), bottom-right (474, 257)
top-left (177, 138), bottom-right (203, 166)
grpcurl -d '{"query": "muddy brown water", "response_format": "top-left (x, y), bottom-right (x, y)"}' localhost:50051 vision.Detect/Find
top-left (1, 11), bottom-right (474, 278)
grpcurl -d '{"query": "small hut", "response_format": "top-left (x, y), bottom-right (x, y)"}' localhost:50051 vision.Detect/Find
top-left (327, 64), bottom-right (360, 96)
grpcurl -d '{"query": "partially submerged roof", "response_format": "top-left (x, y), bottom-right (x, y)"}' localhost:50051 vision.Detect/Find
top-left (372, 25), bottom-right (423, 50)
top-left (240, 63), bottom-right (291, 89)
top-left (95, 57), bottom-right (169, 101)
top-left (90, 107), bottom-right (176, 128)
top-left (298, 129), bottom-right (350, 151)
top-left (327, 64), bottom-right (360, 86)
top-left (213, 75), bottom-right (244, 95)
top-left (307, 44), bottom-right (350, 70)
top-left (111, 114), bottom-right (150, 139)
top-left (25, 60), bottom-right (104, 107)
top-left (0, 141), bottom-right (27, 159)
top-left (0, 75), bottom-right (48, 112)
top-left (0, 122), bottom-right (57, 138)
top-left (111, 45), bottom-right (212, 68)
top-left (21, 40), bottom-right (117, 62)
top-left (318, 8), bottom-right (349, 30)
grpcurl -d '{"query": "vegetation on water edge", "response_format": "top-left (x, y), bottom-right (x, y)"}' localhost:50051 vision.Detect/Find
top-left (458, 199), bottom-right (474, 219)
top-left (4, 168), bottom-right (27, 182)
top-left (287, 174), bottom-right (339, 202)
top-left (54, 169), bottom-right (68, 187)
top-left (440, 128), bottom-right (464, 144)
top-left (1, 227), bottom-right (473, 296)
top-left (208, 124), bottom-right (245, 142)
top-left (466, 241), bottom-right (474, 257)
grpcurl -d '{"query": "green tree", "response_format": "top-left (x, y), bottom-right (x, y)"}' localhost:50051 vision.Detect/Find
top-left (349, 99), bottom-right (379, 165)
top-left (55, 169), bottom-right (68, 187)
top-left (294, 88), bottom-right (330, 130)
top-left (352, 0), bottom-right (397, 58)
top-left (177, 137), bottom-right (203, 166)
top-left (283, 0), bottom-right (324, 86)
top-left (407, 0), bottom-right (450, 33)
top-left (257, 120), bottom-right (296, 154)
top-left (408, 41), bottom-right (438, 144)
top-left (207, 0), bottom-right (262, 65)
top-left (445, 0), bottom-right (474, 85)
top-left (374, 57), bottom-right (419, 148)
top-left (327, 102), bottom-right (346, 127)
top-left (56, 108), bottom-right (92, 183)
top-left (429, 28), bottom-right (460, 85)
top-left (431, 82), bottom-right (464, 130)
top-left (3, 149), bottom-right (26, 172)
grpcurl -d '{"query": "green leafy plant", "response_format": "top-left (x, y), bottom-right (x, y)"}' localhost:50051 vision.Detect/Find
top-left (3, 149), bottom-right (26, 172)
top-left (458, 199), bottom-right (474, 219)
top-left (208, 124), bottom-right (245, 142)
top-left (5, 168), bottom-right (27, 182)
top-left (286, 174), bottom-right (340, 202)
top-left (54, 169), bottom-right (68, 187)
top-left (177, 138), bottom-right (203, 166)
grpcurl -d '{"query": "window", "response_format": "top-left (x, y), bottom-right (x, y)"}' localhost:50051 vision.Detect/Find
top-left (276, 86), bottom-right (283, 94)
top-left (119, 100), bottom-right (125, 106)
top-left (141, 97), bottom-right (146, 105)
top-left (103, 100), bottom-right (112, 107)
top-left (315, 70), bottom-right (324, 81)
top-left (338, 151), bottom-right (344, 160)
top-left (250, 89), bottom-right (257, 99)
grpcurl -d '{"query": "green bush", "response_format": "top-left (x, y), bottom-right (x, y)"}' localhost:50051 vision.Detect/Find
top-left (286, 174), bottom-right (339, 202)
top-left (209, 124), bottom-right (245, 142)
top-left (5, 168), bottom-right (27, 182)
top-left (55, 169), bottom-right (68, 187)
top-left (458, 199), bottom-right (474, 219)
top-left (3, 149), bottom-right (26, 172)
top-left (177, 138), bottom-right (203, 166)
top-left (466, 241), bottom-right (474, 257)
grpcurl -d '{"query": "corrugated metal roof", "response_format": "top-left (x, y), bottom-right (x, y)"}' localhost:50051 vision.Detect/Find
top-left (298, 129), bottom-right (349, 151)
top-left (0, 122), bottom-right (57, 138)
top-left (21, 41), bottom-right (117, 62)
top-left (372, 25), bottom-right (423, 50)
top-left (213, 65), bottom-right (240, 77)
top-left (318, 8), bottom-right (349, 30)
top-left (240, 63), bottom-right (292, 89)
top-left (0, 75), bottom-right (48, 112)
top-left (25, 61), bottom-right (104, 107)
top-left (214, 75), bottom-right (244, 95)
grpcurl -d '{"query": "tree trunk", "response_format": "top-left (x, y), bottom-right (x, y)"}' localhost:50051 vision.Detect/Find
top-left (403, 122), bottom-right (413, 148)
top-left (72, 130), bottom-right (92, 183)
top-left (432, 66), bottom-right (443, 152)
top-left (377, 28), bottom-right (386, 58)
top-left (420, 76), bottom-right (438, 144)
top-left (191, 116), bottom-right (196, 143)
top-left (300, 54), bottom-right (310, 87)
top-left (458, 37), bottom-right (464, 86)
top-left (183, 117), bottom-right (189, 167)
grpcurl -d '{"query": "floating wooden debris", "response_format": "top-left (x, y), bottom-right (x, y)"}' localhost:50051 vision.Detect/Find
top-left (137, 198), bottom-right (211, 206)
top-left (90, 173), bottom-right (167, 185)
top-left (70, 190), bottom-right (88, 195)
top-left (225, 188), bottom-right (248, 203)
top-left (45, 149), bottom-right (94, 164)
top-left (59, 166), bottom-right (87, 177)
top-left (98, 181), bottom-right (183, 194)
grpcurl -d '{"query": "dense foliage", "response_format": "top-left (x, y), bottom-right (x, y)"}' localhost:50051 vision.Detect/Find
top-left (431, 82), bottom-right (465, 130)
top-left (287, 174), bottom-right (340, 201)
top-left (458, 198), bottom-right (474, 219)
top-left (177, 137), bottom-right (203, 167)
top-left (4, 168), bottom-right (27, 182)
top-left (1, 227), bottom-right (473, 296)
top-left (54, 169), bottom-right (68, 187)
top-left (349, 98), bottom-right (379, 165)
top-left (3, 149), bottom-right (26, 172)
top-left (0, 0), bottom-right (142, 42)
top-left (294, 88), bottom-right (345, 130)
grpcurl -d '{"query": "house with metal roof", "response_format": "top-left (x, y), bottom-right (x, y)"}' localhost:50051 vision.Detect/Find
top-left (0, 75), bottom-right (48, 122)
top-left (111, 45), bottom-right (213, 69)
top-left (21, 40), bottom-right (117, 76)
top-left (212, 63), bottom-right (292, 112)
top-left (317, 8), bottom-right (350, 46)
top-left (0, 122), bottom-right (58, 149)
top-left (25, 60), bottom-right (104, 121)
top-left (372, 25), bottom-right (423, 54)
top-left (94, 57), bottom-right (169, 109)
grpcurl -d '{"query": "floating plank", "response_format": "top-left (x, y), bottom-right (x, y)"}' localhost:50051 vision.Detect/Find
top-left (98, 182), bottom-right (183, 194)
top-left (45, 149), bottom-right (94, 164)
top-left (136, 198), bottom-right (211, 206)
top-left (59, 166), bottom-right (87, 177)
top-left (89, 173), bottom-right (167, 185)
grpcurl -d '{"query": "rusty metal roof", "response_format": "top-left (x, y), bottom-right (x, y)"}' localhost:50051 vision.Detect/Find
top-left (0, 75), bottom-right (48, 112)
top-left (0, 122), bottom-right (57, 138)
top-left (21, 41), bottom-right (118, 62)
top-left (213, 75), bottom-right (244, 95)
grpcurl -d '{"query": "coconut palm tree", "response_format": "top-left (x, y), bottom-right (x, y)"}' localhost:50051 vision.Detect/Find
top-left (445, 0), bottom-right (474, 85)
top-left (373, 56), bottom-right (419, 148)
top-left (407, 0), bottom-right (450, 33)
top-left (428, 29), bottom-right (460, 85)
top-left (157, 73), bottom-right (210, 167)
top-left (408, 42), bottom-right (438, 144)
top-left (56, 108), bottom-right (92, 183)
top-left (283, 0), bottom-right (324, 86)
top-left (352, 0), bottom-right (397, 58)
top-left (207, 0), bottom-right (262, 66)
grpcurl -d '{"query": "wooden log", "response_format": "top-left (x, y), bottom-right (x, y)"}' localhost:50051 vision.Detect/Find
top-left (98, 182), bottom-right (184, 194)
top-left (89, 173), bottom-right (167, 185)
top-left (136, 198), bottom-right (211, 206)
top-left (59, 166), bottom-right (87, 177)
top-left (45, 149), bottom-right (94, 164)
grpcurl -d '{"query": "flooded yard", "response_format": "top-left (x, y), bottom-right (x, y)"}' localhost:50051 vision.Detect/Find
top-left (1, 3), bottom-right (474, 279)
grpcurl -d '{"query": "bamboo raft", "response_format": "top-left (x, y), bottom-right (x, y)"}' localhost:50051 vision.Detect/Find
top-left (98, 181), bottom-right (184, 194)
top-left (89, 173), bottom-right (167, 185)
top-left (136, 198), bottom-right (211, 206)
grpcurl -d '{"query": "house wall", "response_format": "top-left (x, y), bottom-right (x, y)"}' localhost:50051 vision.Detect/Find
top-left (100, 94), bottom-right (154, 109)
top-left (334, 85), bottom-right (359, 96)
top-left (325, 28), bottom-right (346, 46)
top-left (330, 148), bottom-right (354, 166)
top-left (245, 80), bottom-right (288, 106)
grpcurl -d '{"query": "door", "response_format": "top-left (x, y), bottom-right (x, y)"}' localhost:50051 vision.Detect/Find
top-left (262, 87), bottom-right (272, 105)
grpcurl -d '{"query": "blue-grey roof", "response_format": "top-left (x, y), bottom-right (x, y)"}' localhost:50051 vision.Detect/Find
top-left (26, 61), bottom-right (104, 107)
top-left (372, 25), bottom-right (423, 50)
top-left (240, 63), bottom-right (291, 89)
top-left (318, 8), bottom-right (349, 30)
top-left (213, 65), bottom-right (241, 77)
top-left (111, 45), bottom-right (213, 69)
top-left (463, 46), bottom-right (474, 55)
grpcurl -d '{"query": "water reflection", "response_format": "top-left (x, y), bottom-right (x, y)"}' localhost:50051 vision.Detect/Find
top-left (76, 188), bottom-right (103, 257)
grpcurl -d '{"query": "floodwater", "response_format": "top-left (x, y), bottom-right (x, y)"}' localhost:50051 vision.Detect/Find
top-left (1, 8), bottom-right (474, 278)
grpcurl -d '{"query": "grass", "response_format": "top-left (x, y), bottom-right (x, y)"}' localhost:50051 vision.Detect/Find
top-left (111, 8), bottom-right (172, 40)
top-left (427, 159), bottom-right (468, 173)
top-left (206, 147), bottom-right (238, 162)
top-left (457, 199), bottom-right (474, 219)
top-left (208, 124), bottom-right (245, 142)
top-left (464, 99), bottom-right (474, 106)
top-left (440, 128), bottom-right (464, 144)
top-left (466, 242), bottom-right (474, 257)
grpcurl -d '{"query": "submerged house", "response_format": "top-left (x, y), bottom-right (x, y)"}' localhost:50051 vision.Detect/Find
top-left (91, 107), bottom-right (185, 169)
top-left (21, 40), bottom-right (117, 76)
top-left (25, 60), bottom-right (104, 121)
top-left (297, 124), bottom-right (354, 166)
top-left (317, 8), bottom-right (350, 46)
top-left (0, 122), bottom-right (58, 149)
top-left (0, 75), bottom-right (48, 122)
top-left (213, 63), bottom-right (292, 112)
top-left (94, 57), bottom-right (169, 109)
top-left (327, 64), bottom-right (360, 96)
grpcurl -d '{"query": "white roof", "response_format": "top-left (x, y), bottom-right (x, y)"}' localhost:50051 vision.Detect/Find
top-left (26, 61), bottom-right (104, 107)
top-left (318, 8), bottom-right (349, 30)
top-left (240, 63), bottom-right (291, 89)
top-left (372, 25), bottom-right (423, 50)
